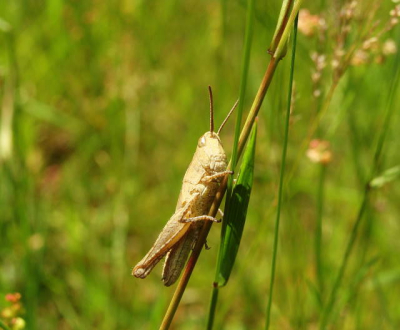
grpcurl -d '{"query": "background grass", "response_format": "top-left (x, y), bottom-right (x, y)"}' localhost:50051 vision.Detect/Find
top-left (1, 1), bottom-right (399, 329)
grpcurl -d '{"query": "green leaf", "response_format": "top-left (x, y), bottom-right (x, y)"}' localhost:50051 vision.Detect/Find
top-left (370, 165), bottom-right (400, 188)
top-left (217, 123), bottom-right (257, 287)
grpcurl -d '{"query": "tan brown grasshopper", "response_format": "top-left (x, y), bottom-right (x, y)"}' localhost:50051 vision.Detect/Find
top-left (132, 87), bottom-right (237, 286)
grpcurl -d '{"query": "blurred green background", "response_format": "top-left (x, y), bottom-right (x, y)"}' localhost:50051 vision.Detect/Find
top-left (1, 1), bottom-right (399, 329)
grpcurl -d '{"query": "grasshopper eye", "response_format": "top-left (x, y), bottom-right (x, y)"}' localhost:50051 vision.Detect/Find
top-left (198, 136), bottom-right (206, 147)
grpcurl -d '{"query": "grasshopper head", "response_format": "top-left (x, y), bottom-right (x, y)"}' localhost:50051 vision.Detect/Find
top-left (196, 132), bottom-right (227, 172)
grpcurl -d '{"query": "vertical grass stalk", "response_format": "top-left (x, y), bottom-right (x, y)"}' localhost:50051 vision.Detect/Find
top-left (315, 164), bottom-right (326, 304)
top-left (265, 15), bottom-right (298, 330)
top-left (207, 0), bottom-right (255, 328)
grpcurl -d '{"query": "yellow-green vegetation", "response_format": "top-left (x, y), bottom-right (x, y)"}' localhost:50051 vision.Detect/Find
top-left (1, 1), bottom-right (400, 329)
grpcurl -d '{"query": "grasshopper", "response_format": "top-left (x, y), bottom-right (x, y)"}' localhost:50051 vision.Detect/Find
top-left (132, 87), bottom-right (237, 286)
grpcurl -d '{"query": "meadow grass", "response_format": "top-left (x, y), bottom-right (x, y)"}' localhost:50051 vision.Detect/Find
top-left (1, 1), bottom-right (400, 329)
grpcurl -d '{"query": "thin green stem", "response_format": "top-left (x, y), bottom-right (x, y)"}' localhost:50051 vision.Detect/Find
top-left (207, 286), bottom-right (219, 330)
top-left (269, 0), bottom-right (293, 54)
top-left (274, 0), bottom-right (303, 59)
top-left (265, 15), bottom-right (298, 330)
top-left (315, 164), bottom-right (326, 303)
top-left (347, 98), bottom-right (367, 187)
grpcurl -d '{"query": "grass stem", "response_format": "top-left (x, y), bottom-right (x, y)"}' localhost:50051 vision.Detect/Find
top-left (264, 14), bottom-right (298, 330)
top-left (315, 164), bottom-right (326, 303)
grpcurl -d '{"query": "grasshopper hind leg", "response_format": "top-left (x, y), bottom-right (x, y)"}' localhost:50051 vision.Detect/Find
top-left (133, 253), bottom-right (166, 278)
top-left (162, 223), bottom-right (202, 286)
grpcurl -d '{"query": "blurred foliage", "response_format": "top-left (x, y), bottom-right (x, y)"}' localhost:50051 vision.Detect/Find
top-left (0, 1), bottom-right (399, 329)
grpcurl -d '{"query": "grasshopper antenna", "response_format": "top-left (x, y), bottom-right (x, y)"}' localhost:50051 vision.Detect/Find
top-left (217, 98), bottom-right (239, 135)
top-left (208, 86), bottom-right (214, 133)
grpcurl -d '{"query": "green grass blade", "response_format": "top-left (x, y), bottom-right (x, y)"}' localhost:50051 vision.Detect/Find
top-left (227, 0), bottom-right (255, 184)
top-left (218, 122), bottom-right (257, 286)
top-left (265, 14), bottom-right (298, 330)
top-left (220, 0), bottom-right (255, 282)
top-left (315, 164), bottom-right (327, 305)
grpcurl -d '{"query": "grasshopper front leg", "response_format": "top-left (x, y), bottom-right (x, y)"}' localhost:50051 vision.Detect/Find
top-left (179, 215), bottom-right (221, 223)
top-left (202, 170), bottom-right (233, 183)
